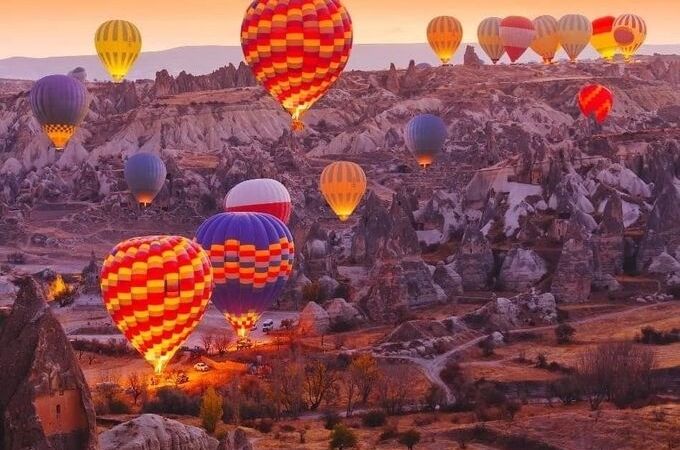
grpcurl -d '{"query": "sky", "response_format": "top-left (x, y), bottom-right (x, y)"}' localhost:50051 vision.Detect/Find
top-left (0, 0), bottom-right (677, 59)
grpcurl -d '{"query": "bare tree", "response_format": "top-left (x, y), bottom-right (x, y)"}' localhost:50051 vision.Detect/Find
top-left (376, 365), bottom-right (413, 415)
top-left (126, 372), bottom-right (148, 405)
top-left (269, 359), bottom-right (305, 418)
top-left (304, 360), bottom-right (339, 410)
top-left (344, 353), bottom-right (380, 416)
top-left (201, 333), bottom-right (215, 355)
top-left (214, 332), bottom-right (230, 355)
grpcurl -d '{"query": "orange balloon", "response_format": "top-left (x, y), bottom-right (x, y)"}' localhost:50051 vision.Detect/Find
top-left (578, 84), bottom-right (614, 124)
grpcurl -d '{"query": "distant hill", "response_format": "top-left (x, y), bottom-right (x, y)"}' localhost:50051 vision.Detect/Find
top-left (0, 43), bottom-right (678, 81)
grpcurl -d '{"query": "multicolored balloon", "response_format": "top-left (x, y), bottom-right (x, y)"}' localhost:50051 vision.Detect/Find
top-left (558, 14), bottom-right (592, 62)
top-left (531, 16), bottom-right (560, 64)
top-left (427, 16), bottom-right (463, 65)
top-left (100, 236), bottom-right (213, 373)
top-left (405, 114), bottom-right (447, 169)
top-left (499, 16), bottom-right (536, 63)
top-left (95, 20), bottom-right (142, 83)
top-left (241, 0), bottom-right (353, 131)
top-left (578, 84), bottom-right (614, 124)
top-left (224, 178), bottom-right (292, 224)
top-left (29, 75), bottom-right (89, 150)
top-left (478, 17), bottom-right (505, 64)
top-left (124, 153), bottom-right (167, 207)
top-left (320, 161), bottom-right (367, 221)
top-left (591, 16), bottom-right (618, 61)
top-left (195, 212), bottom-right (295, 337)
top-left (613, 14), bottom-right (647, 62)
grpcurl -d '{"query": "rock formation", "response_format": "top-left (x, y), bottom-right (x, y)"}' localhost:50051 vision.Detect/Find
top-left (498, 247), bottom-right (548, 292)
top-left (217, 428), bottom-right (252, 450)
top-left (455, 225), bottom-right (495, 291)
top-left (463, 291), bottom-right (557, 330)
top-left (324, 298), bottom-right (364, 327)
top-left (592, 192), bottom-right (625, 285)
top-left (552, 237), bottom-right (594, 303)
top-left (298, 302), bottom-right (330, 336)
top-left (152, 63), bottom-right (256, 97)
top-left (432, 261), bottom-right (463, 301)
top-left (463, 45), bottom-right (483, 66)
top-left (0, 277), bottom-right (97, 450)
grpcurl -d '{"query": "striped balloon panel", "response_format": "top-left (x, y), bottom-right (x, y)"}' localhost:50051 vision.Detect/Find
top-left (124, 153), bottom-right (167, 206)
top-left (404, 114), bottom-right (448, 168)
top-left (95, 20), bottom-right (142, 82)
top-left (100, 236), bottom-right (213, 373)
top-left (320, 161), bottom-right (366, 221)
top-left (195, 212), bottom-right (295, 336)
top-left (591, 16), bottom-right (618, 60)
top-left (240, 0), bottom-right (353, 126)
top-left (578, 84), bottom-right (614, 124)
top-left (499, 16), bottom-right (536, 62)
top-left (613, 14), bottom-right (647, 60)
top-left (29, 75), bottom-right (88, 149)
top-left (477, 17), bottom-right (505, 63)
top-left (557, 14), bottom-right (592, 61)
top-left (224, 178), bottom-right (292, 224)
top-left (427, 16), bottom-right (463, 64)
top-left (531, 16), bottom-right (560, 63)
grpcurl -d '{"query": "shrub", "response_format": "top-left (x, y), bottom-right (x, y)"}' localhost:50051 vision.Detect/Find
top-left (329, 424), bottom-right (358, 449)
top-left (255, 419), bottom-right (274, 433)
top-left (361, 410), bottom-right (387, 428)
top-left (280, 424), bottom-right (296, 432)
top-left (200, 387), bottom-right (223, 433)
top-left (549, 376), bottom-right (581, 405)
top-left (323, 410), bottom-right (342, 430)
top-left (398, 429), bottom-right (421, 449)
top-left (440, 361), bottom-right (465, 387)
top-left (379, 426), bottom-right (399, 441)
top-left (423, 385), bottom-right (447, 411)
top-left (478, 336), bottom-right (495, 357)
top-left (636, 326), bottom-right (680, 345)
top-left (555, 323), bottom-right (576, 345)
top-left (143, 387), bottom-right (200, 416)
top-left (329, 318), bottom-right (357, 333)
top-left (302, 282), bottom-right (322, 303)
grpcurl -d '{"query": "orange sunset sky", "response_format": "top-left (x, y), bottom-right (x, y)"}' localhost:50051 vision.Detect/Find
top-left (1, 0), bottom-right (676, 58)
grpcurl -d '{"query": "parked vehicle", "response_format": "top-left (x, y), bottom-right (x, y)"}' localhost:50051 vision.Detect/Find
top-left (262, 319), bottom-right (275, 333)
top-left (194, 362), bottom-right (210, 372)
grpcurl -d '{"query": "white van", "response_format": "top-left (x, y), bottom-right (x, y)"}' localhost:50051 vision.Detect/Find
top-left (261, 319), bottom-right (275, 333)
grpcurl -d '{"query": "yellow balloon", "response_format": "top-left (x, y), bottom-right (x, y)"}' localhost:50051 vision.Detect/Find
top-left (320, 161), bottom-right (367, 221)
top-left (531, 16), bottom-right (560, 64)
top-left (591, 16), bottom-right (619, 61)
top-left (477, 17), bottom-right (505, 64)
top-left (613, 14), bottom-right (647, 63)
top-left (427, 16), bottom-right (463, 65)
top-left (558, 14), bottom-right (592, 62)
top-left (95, 20), bottom-right (142, 83)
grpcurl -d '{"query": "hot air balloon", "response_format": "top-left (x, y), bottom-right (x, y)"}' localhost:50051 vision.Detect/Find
top-left (558, 14), bottom-right (592, 62)
top-left (224, 178), bottom-right (292, 224)
top-left (320, 161), bottom-right (367, 221)
top-left (405, 114), bottom-right (447, 169)
top-left (29, 75), bottom-right (89, 150)
top-left (241, 0), bottom-right (353, 131)
top-left (578, 84), bottom-right (614, 124)
top-left (100, 235), bottom-right (213, 373)
top-left (427, 16), bottom-right (463, 65)
top-left (124, 153), bottom-right (167, 207)
top-left (478, 17), bottom-right (505, 64)
top-left (591, 16), bottom-right (618, 61)
top-left (613, 14), bottom-right (647, 62)
top-left (531, 16), bottom-right (560, 64)
top-left (68, 67), bottom-right (87, 83)
top-left (195, 212), bottom-right (295, 338)
top-left (500, 16), bottom-right (536, 63)
top-left (95, 20), bottom-right (142, 83)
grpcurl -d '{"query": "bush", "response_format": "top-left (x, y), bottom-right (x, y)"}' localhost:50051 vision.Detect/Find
top-left (108, 397), bottom-right (131, 414)
top-left (255, 419), bottom-right (274, 433)
top-left (636, 326), bottom-right (680, 345)
top-left (323, 410), bottom-right (342, 430)
top-left (302, 282), bottom-right (322, 303)
top-left (329, 318), bottom-right (357, 333)
top-left (398, 429), bottom-right (421, 449)
top-left (555, 323), bottom-right (576, 345)
top-left (143, 387), bottom-right (200, 416)
top-left (440, 361), bottom-right (465, 387)
top-left (478, 336), bottom-right (495, 357)
top-left (361, 410), bottom-right (387, 428)
top-left (549, 376), bottom-right (581, 405)
top-left (200, 387), bottom-right (223, 433)
top-left (379, 426), bottom-right (399, 441)
top-left (329, 424), bottom-right (358, 449)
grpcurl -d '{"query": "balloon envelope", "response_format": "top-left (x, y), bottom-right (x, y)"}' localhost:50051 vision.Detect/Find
top-left (405, 114), bottom-right (447, 168)
top-left (613, 14), bottom-right (647, 62)
top-left (225, 178), bottom-right (292, 224)
top-left (591, 16), bottom-right (618, 61)
top-left (241, 0), bottom-right (353, 131)
top-left (29, 75), bottom-right (88, 150)
top-left (500, 16), bottom-right (535, 63)
top-left (578, 84), bottom-right (614, 124)
top-left (195, 212), bottom-right (295, 337)
top-left (558, 14), bottom-right (592, 62)
top-left (320, 161), bottom-right (367, 221)
top-left (95, 20), bottom-right (142, 83)
top-left (478, 17), bottom-right (505, 64)
top-left (100, 235), bottom-right (213, 373)
top-left (427, 16), bottom-right (463, 65)
top-left (531, 16), bottom-right (560, 64)
top-left (124, 153), bottom-right (167, 207)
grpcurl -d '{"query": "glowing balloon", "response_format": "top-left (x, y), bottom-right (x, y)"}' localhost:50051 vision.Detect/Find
top-left (531, 16), bottom-right (560, 64)
top-left (124, 153), bottom-right (167, 207)
top-left (478, 17), bottom-right (505, 64)
top-left (591, 16), bottom-right (618, 61)
top-left (613, 14), bottom-right (647, 62)
top-left (320, 161), bottom-right (367, 221)
top-left (500, 16), bottom-right (536, 63)
top-left (558, 14), bottom-right (592, 62)
top-left (427, 16), bottom-right (463, 65)
top-left (241, 0), bottom-right (353, 131)
top-left (95, 20), bottom-right (142, 83)
top-left (29, 75), bottom-right (88, 150)
top-left (195, 212), bottom-right (295, 337)
top-left (405, 114), bottom-right (447, 169)
top-left (224, 178), bottom-right (292, 224)
top-left (578, 84), bottom-right (614, 124)
top-left (100, 236), bottom-right (213, 373)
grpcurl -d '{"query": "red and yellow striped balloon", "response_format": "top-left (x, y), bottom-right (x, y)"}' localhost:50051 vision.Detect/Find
top-left (578, 84), bottom-right (614, 124)
top-left (100, 236), bottom-right (213, 373)
top-left (241, 0), bottom-right (353, 131)
top-left (591, 16), bottom-right (618, 61)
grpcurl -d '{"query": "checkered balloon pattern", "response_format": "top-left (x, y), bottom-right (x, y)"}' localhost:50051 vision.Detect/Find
top-left (195, 212), bottom-right (295, 337)
top-left (100, 236), bottom-right (213, 373)
top-left (240, 0), bottom-right (353, 130)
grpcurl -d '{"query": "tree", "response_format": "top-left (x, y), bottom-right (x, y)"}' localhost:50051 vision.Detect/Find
top-left (329, 424), bottom-right (357, 450)
top-left (478, 336), bottom-right (495, 357)
top-left (304, 360), bottom-right (339, 410)
top-left (555, 323), bottom-right (576, 345)
top-left (214, 333), bottom-right (230, 355)
top-left (344, 353), bottom-right (380, 416)
top-left (126, 372), bottom-right (148, 406)
top-left (376, 365), bottom-right (413, 415)
top-left (202, 333), bottom-right (215, 355)
top-left (269, 359), bottom-right (305, 418)
top-left (424, 385), bottom-right (447, 411)
top-left (399, 429), bottom-right (421, 450)
top-left (199, 387), bottom-right (223, 433)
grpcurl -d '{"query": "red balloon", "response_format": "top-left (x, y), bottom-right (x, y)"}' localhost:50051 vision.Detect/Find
top-left (578, 84), bottom-right (614, 124)
top-left (499, 16), bottom-right (536, 63)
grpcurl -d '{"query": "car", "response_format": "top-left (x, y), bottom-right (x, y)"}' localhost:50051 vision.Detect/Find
top-left (261, 319), bottom-right (275, 333)
top-left (194, 362), bottom-right (210, 372)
